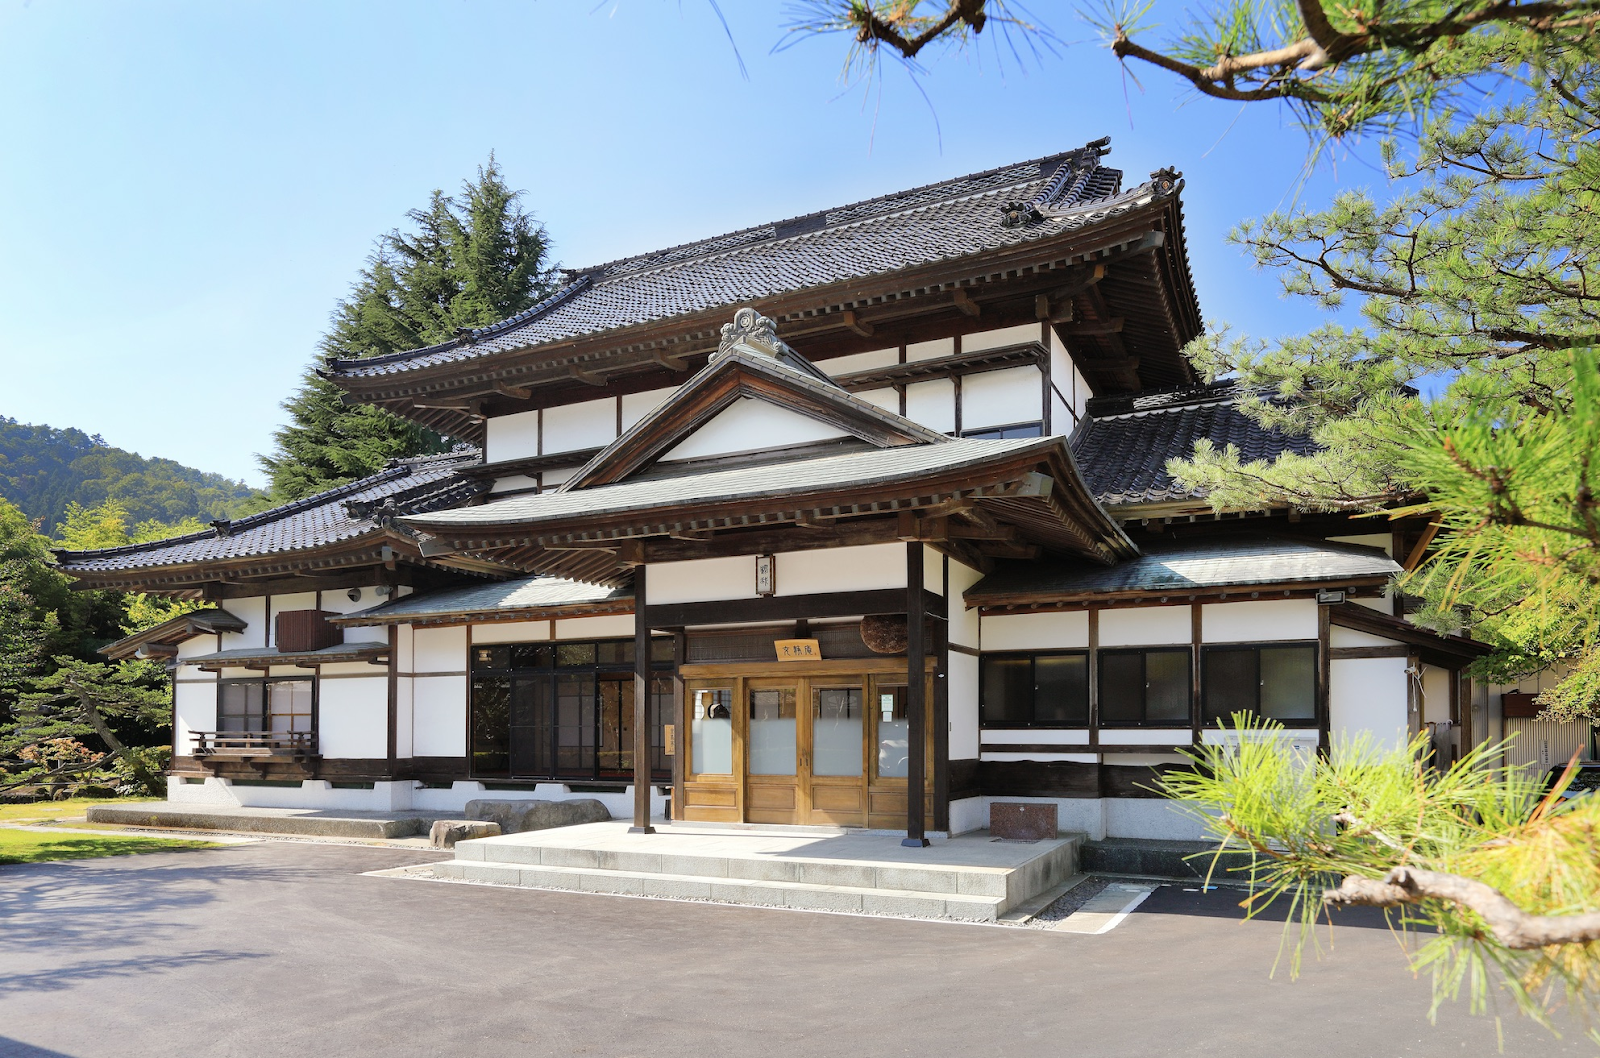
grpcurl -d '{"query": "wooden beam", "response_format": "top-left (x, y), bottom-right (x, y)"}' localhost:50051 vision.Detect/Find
top-left (842, 309), bottom-right (874, 338)
top-left (1058, 317), bottom-right (1125, 336)
top-left (630, 564), bottom-right (654, 834)
top-left (652, 351), bottom-right (692, 372)
top-left (493, 381), bottom-right (533, 400)
top-left (570, 365), bottom-right (608, 387)
top-left (1034, 294), bottom-right (1052, 321)
top-left (904, 541), bottom-right (929, 847)
top-left (952, 288), bottom-right (981, 317)
top-left (643, 587), bottom-right (943, 629)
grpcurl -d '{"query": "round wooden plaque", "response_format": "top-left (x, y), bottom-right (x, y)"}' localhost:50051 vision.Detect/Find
top-left (861, 614), bottom-right (908, 654)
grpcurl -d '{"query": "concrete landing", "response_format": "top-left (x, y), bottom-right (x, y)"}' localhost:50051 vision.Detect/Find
top-left (431, 820), bottom-right (1081, 922)
top-left (86, 802), bottom-right (442, 839)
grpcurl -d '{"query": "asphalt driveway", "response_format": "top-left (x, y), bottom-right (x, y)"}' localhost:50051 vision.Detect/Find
top-left (0, 842), bottom-right (1583, 1057)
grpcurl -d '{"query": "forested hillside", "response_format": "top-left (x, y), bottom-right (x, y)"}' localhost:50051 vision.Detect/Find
top-left (0, 416), bottom-right (263, 533)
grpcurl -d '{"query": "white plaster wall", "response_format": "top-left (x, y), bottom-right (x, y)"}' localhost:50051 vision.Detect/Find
top-left (1330, 626), bottom-right (1393, 647)
top-left (823, 348), bottom-right (899, 374)
top-left (394, 678), bottom-right (413, 759)
top-left (1328, 534), bottom-right (1391, 554)
top-left (948, 796), bottom-right (986, 836)
top-left (964, 323), bottom-right (1039, 353)
top-left (413, 675), bottom-right (468, 757)
top-left (1330, 656), bottom-right (1409, 753)
top-left (220, 597), bottom-right (266, 650)
top-left (544, 397), bottom-right (617, 453)
top-left (906, 378), bottom-right (955, 433)
top-left (542, 467), bottom-right (576, 487)
top-left (621, 387), bottom-right (677, 431)
top-left (554, 614), bottom-right (635, 640)
top-left (317, 677), bottom-right (388, 759)
top-left (1048, 324), bottom-right (1095, 424)
top-left (395, 625), bottom-right (414, 673)
top-left (1100, 728), bottom-right (1190, 746)
top-left (650, 556), bottom-right (754, 605)
top-left (1099, 605), bottom-right (1191, 647)
top-left (485, 408), bottom-right (541, 462)
top-left (922, 545), bottom-right (944, 596)
top-left (471, 621), bottom-right (552, 645)
top-left (413, 626), bottom-right (467, 673)
top-left (322, 587), bottom-right (389, 643)
top-left (490, 474), bottom-right (539, 494)
top-left (1050, 391), bottom-right (1072, 434)
top-left (962, 367), bottom-right (1042, 430)
top-left (661, 398), bottom-right (848, 462)
top-left (907, 337), bottom-right (954, 362)
top-left (948, 651), bottom-right (980, 759)
top-left (173, 681), bottom-right (216, 754)
top-left (177, 636), bottom-right (218, 661)
top-left (777, 544), bottom-right (906, 596)
top-left (980, 610), bottom-right (1089, 651)
top-left (412, 783), bottom-right (662, 819)
top-left (1202, 599), bottom-right (1318, 642)
top-left (948, 560), bottom-right (982, 649)
top-left (854, 388), bottom-right (900, 413)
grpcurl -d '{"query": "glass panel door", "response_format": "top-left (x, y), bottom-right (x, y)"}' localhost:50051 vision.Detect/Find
top-left (874, 684), bottom-right (909, 779)
top-left (689, 686), bottom-right (734, 775)
top-left (811, 686), bottom-right (863, 777)
top-left (748, 686), bottom-right (798, 775)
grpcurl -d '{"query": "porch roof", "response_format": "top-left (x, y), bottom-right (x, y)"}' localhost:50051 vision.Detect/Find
top-left (964, 536), bottom-right (1400, 607)
top-left (404, 435), bottom-right (1136, 585)
top-left (333, 576), bottom-right (631, 627)
top-left (99, 608), bottom-right (249, 660)
top-left (180, 642), bottom-right (390, 670)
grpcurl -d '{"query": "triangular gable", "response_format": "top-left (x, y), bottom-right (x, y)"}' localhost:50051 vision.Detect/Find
top-left (563, 308), bottom-right (948, 490)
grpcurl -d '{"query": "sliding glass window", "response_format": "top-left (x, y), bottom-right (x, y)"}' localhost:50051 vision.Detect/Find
top-left (1098, 648), bottom-right (1191, 726)
top-left (980, 652), bottom-right (1089, 726)
top-left (1202, 644), bottom-right (1318, 725)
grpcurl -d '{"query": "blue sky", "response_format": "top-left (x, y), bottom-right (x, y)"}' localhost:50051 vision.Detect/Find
top-left (0, 0), bottom-right (1376, 488)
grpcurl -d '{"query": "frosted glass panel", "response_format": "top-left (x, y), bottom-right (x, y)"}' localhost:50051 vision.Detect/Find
top-left (690, 688), bottom-right (733, 775)
top-left (877, 685), bottom-right (908, 778)
top-left (813, 687), bottom-right (862, 777)
top-left (1261, 646), bottom-right (1317, 720)
top-left (749, 688), bottom-right (797, 776)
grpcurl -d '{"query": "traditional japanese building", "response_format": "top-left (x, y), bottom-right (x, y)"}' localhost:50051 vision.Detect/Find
top-left (60, 139), bottom-right (1497, 841)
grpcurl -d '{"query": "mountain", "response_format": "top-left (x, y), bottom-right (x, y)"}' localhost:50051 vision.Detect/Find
top-left (0, 416), bottom-right (264, 534)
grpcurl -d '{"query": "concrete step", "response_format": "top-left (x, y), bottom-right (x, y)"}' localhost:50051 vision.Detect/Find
top-left (433, 858), bottom-right (1008, 921)
top-left (86, 803), bottom-right (435, 839)
top-left (452, 832), bottom-right (1081, 906)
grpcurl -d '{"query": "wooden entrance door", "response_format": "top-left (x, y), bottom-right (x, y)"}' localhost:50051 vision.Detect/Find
top-left (680, 663), bottom-right (934, 828)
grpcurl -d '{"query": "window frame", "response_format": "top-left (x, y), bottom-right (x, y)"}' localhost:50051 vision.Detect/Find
top-left (979, 649), bottom-right (1091, 728)
top-left (215, 675), bottom-right (317, 735)
top-left (1095, 646), bottom-right (1194, 727)
top-left (1200, 641), bottom-right (1320, 728)
top-left (469, 637), bottom-right (675, 782)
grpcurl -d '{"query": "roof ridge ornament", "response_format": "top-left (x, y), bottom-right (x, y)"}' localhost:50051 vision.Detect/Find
top-left (714, 306), bottom-right (784, 361)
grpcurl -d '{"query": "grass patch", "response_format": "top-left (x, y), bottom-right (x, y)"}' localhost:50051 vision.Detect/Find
top-left (0, 796), bottom-right (158, 826)
top-left (0, 828), bottom-right (220, 865)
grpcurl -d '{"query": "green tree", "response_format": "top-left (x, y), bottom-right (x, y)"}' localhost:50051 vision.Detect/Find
top-left (261, 156), bottom-right (558, 502)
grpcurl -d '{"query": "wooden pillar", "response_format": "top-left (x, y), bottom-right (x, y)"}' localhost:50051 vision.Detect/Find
top-left (630, 566), bottom-right (655, 834)
top-left (932, 555), bottom-right (950, 834)
top-left (670, 628), bottom-right (686, 822)
top-left (903, 543), bottom-right (929, 847)
top-left (385, 625), bottom-right (399, 774)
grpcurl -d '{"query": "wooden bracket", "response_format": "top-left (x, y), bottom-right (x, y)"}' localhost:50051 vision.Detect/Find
top-left (842, 310), bottom-right (875, 338)
top-left (952, 289), bottom-right (981, 317)
top-left (570, 365), bottom-right (608, 387)
top-left (493, 381), bottom-right (533, 400)
top-left (653, 351), bottom-right (692, 372)
top-left (1058, 317), bottom-right (1125, 336)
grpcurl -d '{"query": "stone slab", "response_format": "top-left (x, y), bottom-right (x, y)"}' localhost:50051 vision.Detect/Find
top-left (989, 801), bottom-right (1058, 841)
top-left (86, 803), bottom-right (431, 839)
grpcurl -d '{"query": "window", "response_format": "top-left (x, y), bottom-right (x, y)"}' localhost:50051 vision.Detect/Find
top-left (980, 652), bottom-right (1089, 726)
top-left (217, 677), bottom-right (313, 734)
top-left (471, 638), bottom-right (674, 781)
top-left (1203, 644), bottom-right (1317, 725)
top-left (961, 422), bottom-right (1044, 440)
top-left (1098, 648), bottom-right (1191, 725)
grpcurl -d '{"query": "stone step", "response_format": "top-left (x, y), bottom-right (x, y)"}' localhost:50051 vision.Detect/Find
top-left (433, 858), bottom-right (1009, 922)
top-left (451, 833), bottom-right (1081, 905)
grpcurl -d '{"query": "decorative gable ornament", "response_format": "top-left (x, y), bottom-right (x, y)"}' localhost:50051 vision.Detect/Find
top-left (714, 307), bottom-right (784, 361)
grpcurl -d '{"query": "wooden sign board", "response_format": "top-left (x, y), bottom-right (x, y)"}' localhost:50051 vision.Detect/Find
top-left (774, 638), bottom-right (822, 662)
top-left (663, 724), bottom-right (676, 756)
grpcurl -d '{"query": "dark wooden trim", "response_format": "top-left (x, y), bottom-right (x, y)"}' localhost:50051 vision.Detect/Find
top-left (458, 447), bottom-right (606, 480)
top-left (947, 641), bottom-right (980, 657)
top-left (643, 588), bottom-right (944, 630)
top-left (631, 566), bottom-right (654, 833)
top-left (1328, 601), bottom-right (1489, 668)
top-left (386, 625), bottom-right (398, 769)
top-left (933, 554), bottom-right (950, 833)
top-left (904, 542), bottom-right (929, 845)
top-left (832, 341), bottom-right (1045, 391)
top-left (1329, 645), bottom-right (1411, 659)
top-left (978, 759), bottom-right (1098, 798)
top-left (1190, 601), bottom-right (1203, 746)
top-left (1318, 603), bottom-right (1332, 755)
top-left (1086, 608), bottom-right (1100, 752)
top-left (670, 628), bottom-right (686, 821)
top-left (948, 758), bottom-right (980, 800)
top-left (973, 577), bottom-right (1392, 612)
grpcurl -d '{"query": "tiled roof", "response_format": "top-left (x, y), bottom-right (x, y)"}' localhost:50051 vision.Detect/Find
top-left (405, 436), bottom-right (1060, 531)
top-left (328, 140), bottom-right (1156, 381)
top-left (100, 608), bottom-right (248, 660)
top-left (55, 451), bottom-right (485, 574)
top-left (1070, 383), bottom-right (1319, 508)
top-left (182, 642), bottom-right (390, 669)
top-left (965, 536), bottom-right (1399, 604)
top-left (332, 575), bottom-right (630, 626)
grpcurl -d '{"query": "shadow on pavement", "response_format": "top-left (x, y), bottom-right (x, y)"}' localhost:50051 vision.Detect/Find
top-left (0, 1035), bottom-right (84, 1057)
top-left (1131, 882), bottom-right (1402, 931)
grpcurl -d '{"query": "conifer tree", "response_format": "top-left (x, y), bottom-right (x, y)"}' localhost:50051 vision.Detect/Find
top-left (261, 156), bottom-right (557, 501)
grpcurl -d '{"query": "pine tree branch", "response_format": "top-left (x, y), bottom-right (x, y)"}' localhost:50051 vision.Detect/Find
top-left (1325, 867), bottom-right (1600, 948)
